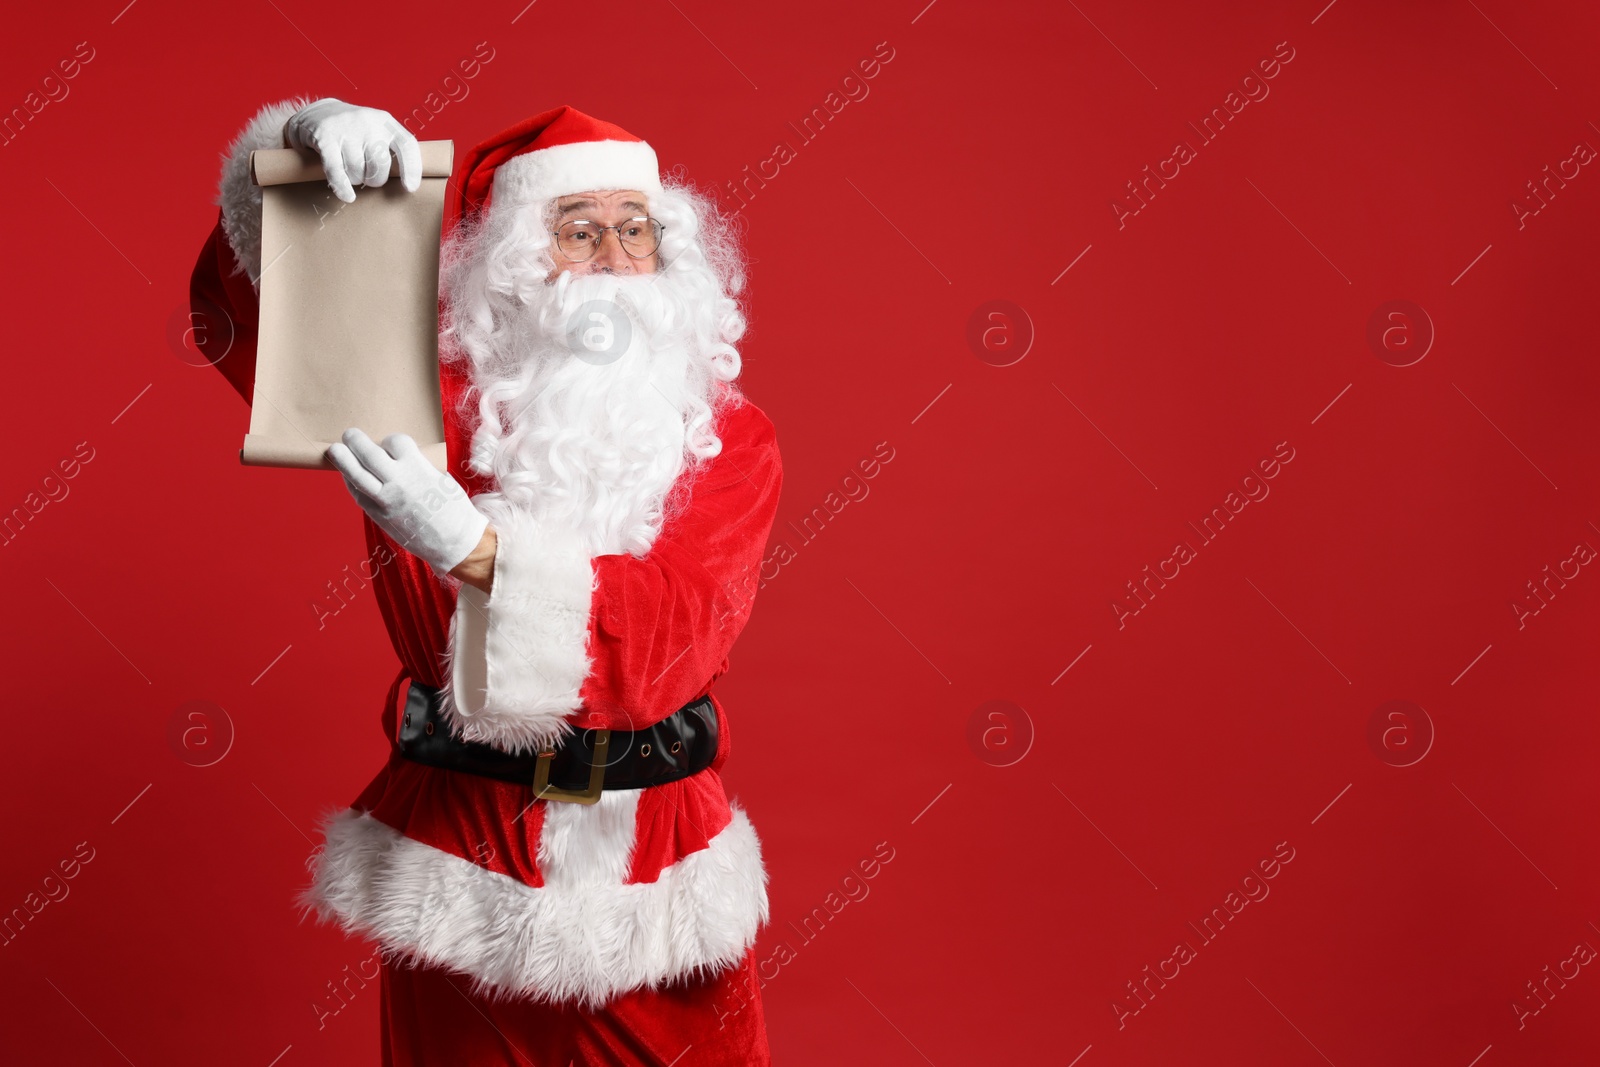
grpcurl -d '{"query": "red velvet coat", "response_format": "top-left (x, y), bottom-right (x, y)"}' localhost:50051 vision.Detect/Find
top-left (190, 100), bottom-right (781, 1014)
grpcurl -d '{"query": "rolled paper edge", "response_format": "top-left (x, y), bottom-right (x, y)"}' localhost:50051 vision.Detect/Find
top-left (241, 434), bottom-right (449, 472)
top-left (250, 140), bottom-right (454, 187)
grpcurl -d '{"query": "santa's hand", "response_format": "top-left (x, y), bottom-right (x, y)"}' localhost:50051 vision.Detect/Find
top-left (284, 98), bottom-right (422, 204)
top-left (326, 428), bottom-right (488, 575)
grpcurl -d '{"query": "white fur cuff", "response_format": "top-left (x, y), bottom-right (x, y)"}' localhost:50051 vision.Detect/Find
top-left (442, 506), bottom-right (596, 755)
top-left (214, 95), bottom-right (314, 289)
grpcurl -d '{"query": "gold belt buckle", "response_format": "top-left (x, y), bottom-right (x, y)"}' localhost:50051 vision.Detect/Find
top-left (531, 729), bottom-right (609, 805)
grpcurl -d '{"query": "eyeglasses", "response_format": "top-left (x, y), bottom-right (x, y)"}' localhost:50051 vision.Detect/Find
top-left (551, 216), bottom-right (665, 261)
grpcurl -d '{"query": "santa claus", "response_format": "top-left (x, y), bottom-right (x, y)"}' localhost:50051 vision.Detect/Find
top-left (189, 97), bottom-right (781, 1064)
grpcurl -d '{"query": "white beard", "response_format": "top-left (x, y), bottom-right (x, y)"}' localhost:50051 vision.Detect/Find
top-left (458, 270), bottom-right (724, 558)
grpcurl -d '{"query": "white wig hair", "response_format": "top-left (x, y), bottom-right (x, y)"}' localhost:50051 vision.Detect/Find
top-left (437, 173), bottom-right (751, 555)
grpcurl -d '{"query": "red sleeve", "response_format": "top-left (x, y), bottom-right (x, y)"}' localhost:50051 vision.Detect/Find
top-left (188, 209), bottom-right (262, 406)
top-left (580, 401), bottom-right (783, 725)
top-left (442, 399), bottom-right (784, 755)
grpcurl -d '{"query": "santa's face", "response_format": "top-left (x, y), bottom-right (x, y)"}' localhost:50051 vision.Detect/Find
top-left (545, 189), bottom-right (659, 280)
top-left (439, 179), bottom-right (743, 555)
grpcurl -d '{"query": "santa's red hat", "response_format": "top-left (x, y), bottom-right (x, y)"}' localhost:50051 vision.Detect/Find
top-left (450, 105), bottom-right (663, 227)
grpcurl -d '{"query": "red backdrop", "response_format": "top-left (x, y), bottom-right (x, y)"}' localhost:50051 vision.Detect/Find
top-left (3, 1), bottom-right (1598, 1063)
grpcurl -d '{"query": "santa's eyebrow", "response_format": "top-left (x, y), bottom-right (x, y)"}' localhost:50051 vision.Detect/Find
top-left (556, 198), bottom-right (648, 218)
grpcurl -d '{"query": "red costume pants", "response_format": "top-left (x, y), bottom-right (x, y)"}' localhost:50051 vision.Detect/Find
top-left (378, 948), bottom-right (772, 1066)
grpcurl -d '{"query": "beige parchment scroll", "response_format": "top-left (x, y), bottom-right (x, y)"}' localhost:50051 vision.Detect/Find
top-left (241, 140), bottom-right (455, 471)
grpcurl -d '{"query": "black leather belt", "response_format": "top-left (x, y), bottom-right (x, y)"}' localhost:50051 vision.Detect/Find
top-left (396, 679), bottom-right (718, 804)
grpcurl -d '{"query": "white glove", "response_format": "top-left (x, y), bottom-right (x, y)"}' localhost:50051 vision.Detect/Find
top-left (326, 428), bottom-right (488, 575)
top-left (284, 98), bottom-right (423, 204)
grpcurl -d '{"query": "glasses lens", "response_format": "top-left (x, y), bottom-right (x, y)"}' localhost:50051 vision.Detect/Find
top-left (557, 221), bottom-right (600, 260)
top-left (618, 218), bottom-right (663, 258)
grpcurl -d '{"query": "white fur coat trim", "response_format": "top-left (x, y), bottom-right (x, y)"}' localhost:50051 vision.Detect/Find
top-left (440, 503), bottom-right (597, 755)
top-left (296, 796), bottom-right (770, 1009)
top-left (215, 96), bottom-right (313, 289)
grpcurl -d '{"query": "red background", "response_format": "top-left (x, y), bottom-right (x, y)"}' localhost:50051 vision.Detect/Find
top-left (3, 0), bottom-right (1598, 1063)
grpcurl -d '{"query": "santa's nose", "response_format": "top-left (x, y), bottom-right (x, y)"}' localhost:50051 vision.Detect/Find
top-left (589, 230), bottom-right (633, 272)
